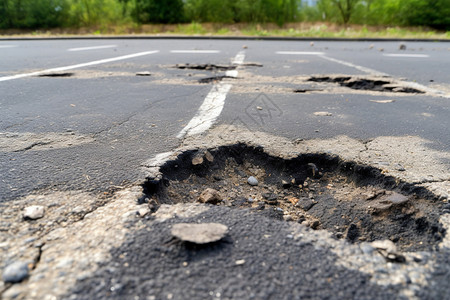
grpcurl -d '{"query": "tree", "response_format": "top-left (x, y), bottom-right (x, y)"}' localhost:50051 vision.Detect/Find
top-left (134, 0), bottom-right (184, 24)
top-left (330, 0), bottom-right (361, 24)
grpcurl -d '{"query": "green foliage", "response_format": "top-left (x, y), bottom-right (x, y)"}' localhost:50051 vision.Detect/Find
top-left (0, 0), bottom-right (449, 31)
top-left (0, 0), bottom-right (68, 29)
top-left (134, 0), bottom-right (184, 24)
top-left (184, 0), bottom-right (300, 25)
top-left (399, 0), bottom-right (450, 30)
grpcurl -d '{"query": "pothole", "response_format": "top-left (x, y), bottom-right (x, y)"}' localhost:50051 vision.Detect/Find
top-left (308, 76), bottom-right (425, 94)
top-left (198, 75), bottom-right (236, 84)
top-left (37, 72), bottom-right (74, 78)
top-left (175, 64), bottom-right (237, 71)
top-left (142, 144), bottom-right (445, 252)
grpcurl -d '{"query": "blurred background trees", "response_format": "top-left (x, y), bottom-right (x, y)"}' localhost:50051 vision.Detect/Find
top-left (0, 0), bottom-right (448, 30)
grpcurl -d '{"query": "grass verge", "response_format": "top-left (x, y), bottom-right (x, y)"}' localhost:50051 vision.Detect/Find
top-left (1, 22), bottom-right (449, 40)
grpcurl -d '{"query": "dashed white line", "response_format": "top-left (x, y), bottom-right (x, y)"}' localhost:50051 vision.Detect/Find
top-left (170, 50), bottom-right (220, 54)
top-left (383, 54), bottom-right (430, 58)
top-left (276, 51), bottom-right (325, 55)
top-left (319, 55), bottom-right (389, 76)
top-left (0, 50), bottom-right (159, 82)
top-left (232, 51), bottom-right (246, 65)
top-left (225, 70), bottom-right (238, 78)
top-left (68, 45), bottom-right (117, 52)
top-left (0, 45), bottom-right (18, 49)
top-left (176, 50), bottom-right (245, 138)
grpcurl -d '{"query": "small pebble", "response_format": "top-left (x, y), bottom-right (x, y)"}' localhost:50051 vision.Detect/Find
top-left (23, 205), bottom-right (45, 220)
top-left (247, 176), bottom-right (259, 186)
top-left (2, 261), bottom-right (29, 283)
top-left (235, 259), bottom-right (246, 265)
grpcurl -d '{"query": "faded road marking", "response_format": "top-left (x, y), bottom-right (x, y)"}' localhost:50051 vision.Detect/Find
top-left (383, 54), bottom-right (430, 58)
top-left (0, 50), bottom-right (159, 82)
top-left (68, 45), bottom-right (117, 52)
top-left (232, 51), bottom-right (246, 65)
top-left (319, 55), bottom-right (389, 76)
top-left (276, 51), bottom-right (325, 55)
top-left (176, 83), bottom-right (232, 138)
top-left (0, 45), bottom-right (18, 49)
top-left (177, 51), bottom-right (245, 138)
top-left (170, 50), bottom-right (220, 54)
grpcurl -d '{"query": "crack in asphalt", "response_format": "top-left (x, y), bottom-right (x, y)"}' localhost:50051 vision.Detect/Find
top-left (92, 89), bottom-right (205, 137)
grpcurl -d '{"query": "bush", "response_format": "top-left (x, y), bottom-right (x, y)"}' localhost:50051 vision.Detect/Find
top-left (134, 0), bottom-right (185, 24)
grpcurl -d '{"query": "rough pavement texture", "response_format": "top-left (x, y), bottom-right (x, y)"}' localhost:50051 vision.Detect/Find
top-left (1, 126), bottom-right (449, 299)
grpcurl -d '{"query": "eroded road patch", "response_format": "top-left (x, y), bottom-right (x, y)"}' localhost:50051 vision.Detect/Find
top-left (0, 132), bottom-right (94, 152)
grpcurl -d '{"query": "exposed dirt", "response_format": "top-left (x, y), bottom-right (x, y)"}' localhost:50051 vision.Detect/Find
top-left (142, 144), bottom-right (445, 252)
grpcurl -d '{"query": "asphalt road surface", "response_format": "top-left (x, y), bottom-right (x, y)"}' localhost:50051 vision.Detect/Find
top-left (1, 38), bottom-right (449, 299)
top-left (1, 39), bottom-right (449, 200)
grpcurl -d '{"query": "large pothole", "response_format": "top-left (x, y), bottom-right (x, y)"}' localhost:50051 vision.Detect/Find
top-left (142, 144), bottom-right (445, 252)
top-left (308, 75), bottom-right (425, 94)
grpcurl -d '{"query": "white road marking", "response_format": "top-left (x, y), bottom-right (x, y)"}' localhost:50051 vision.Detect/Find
top-left (276, 51), bottom-right (325, 55)
top-left (177, 51), bottom-right (245, 138)
top-left (68, 45), bottom-right (117, 52)
top-left (319, 55), bottom-right (389, 76)
top-left (232, 51), bottom-right (246, 65)
top-left (383, 54), bottom-right (429, 58)
top-left (0, 45), bottom-right (18, 49)
top-left (0, 50), bottom-right (159, 82)
top-left (225, 70), bottom-right (238, 78)
top-left (176, 84), bottom-right (232, 138)
top-left (170, 50), bottom-right (220, 54)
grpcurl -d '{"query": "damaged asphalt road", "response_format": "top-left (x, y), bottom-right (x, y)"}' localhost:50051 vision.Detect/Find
top-left (1, 39), bottom-right (450, 299)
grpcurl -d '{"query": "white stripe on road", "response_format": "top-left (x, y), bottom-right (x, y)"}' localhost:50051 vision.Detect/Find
top-left (170, 50), bottom-right (220, 54)
top-left (0, 50), bottom-right (159, 82)
top-left (225, 70), bottom-right (238, 78)
top-left (68, 45), bottom-right (117, 52)
top-left (232, 51), bottom-right (246, 65)
top-left (276, 51), bottom-right (325, 55)
top-left (176, 83), bottom-right (232, 138)
top-left (177, 51), bottom-right (245, 138)
top-left (0, 45), bottom-right (18, 49)
top-left (319, 55), bottom-right (389, 76)
top-left (383, 54), bottom-right (430, 58)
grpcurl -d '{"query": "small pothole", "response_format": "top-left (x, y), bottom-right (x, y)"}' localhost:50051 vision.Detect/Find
top-left (198, 76), bottom-right (237, 84)
top-left (308, 76), bottom-right (425, 94)
top-left (142, 144), bottom-right (445, 252)
top-left (38, 72), bottom-right (74, 78)
top-left (175, 64), bottom-right (237, 71)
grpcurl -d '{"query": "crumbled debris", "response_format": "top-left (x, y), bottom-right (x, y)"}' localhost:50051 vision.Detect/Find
top-left (198, 188), bottom-right (222, 204)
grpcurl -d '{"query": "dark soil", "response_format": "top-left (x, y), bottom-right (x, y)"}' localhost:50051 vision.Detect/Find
top-left (142, 144), bottom-right (445, 252)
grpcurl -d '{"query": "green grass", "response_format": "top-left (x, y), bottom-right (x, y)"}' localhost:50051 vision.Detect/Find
top-left (2, 22), bottom-right (449, 40)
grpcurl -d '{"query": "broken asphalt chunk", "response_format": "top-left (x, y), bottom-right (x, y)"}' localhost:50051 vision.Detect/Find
top-left (171, 223), bottom-right (228, 244)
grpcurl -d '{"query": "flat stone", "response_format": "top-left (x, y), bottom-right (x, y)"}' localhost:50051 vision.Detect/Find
top-left (2, 261), bottom-right (29, 283)
top-left (198, 188), bottom-right (222, 204)
top-left (171, 223), bottom-right (228, 244)
top-left (247, 176), bottom-right (258, 186)
top-left (385, 192), bottom-right (409, 205)
top-left (313, 111), bottom-right (332, 116)
top-left (23, 205), bottom-right (45, 220)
